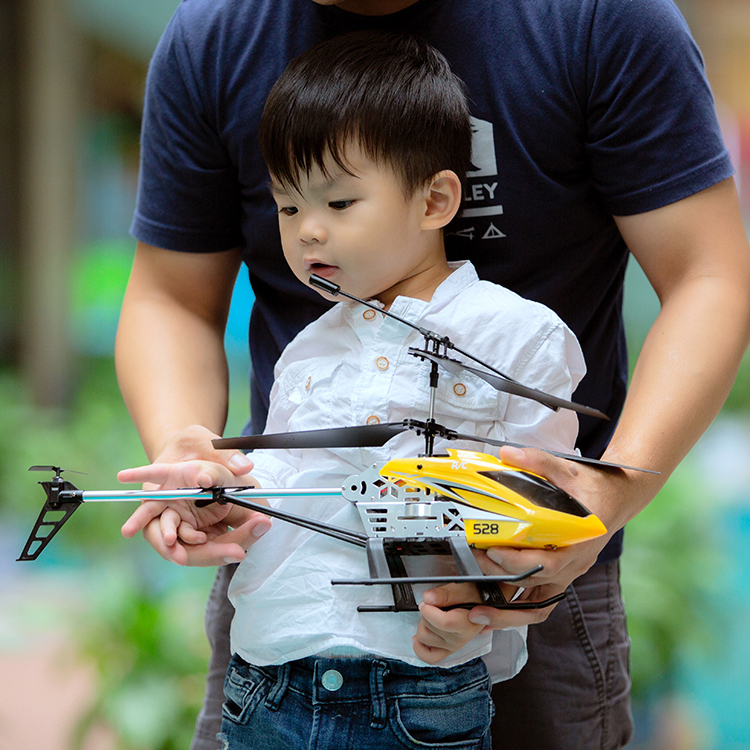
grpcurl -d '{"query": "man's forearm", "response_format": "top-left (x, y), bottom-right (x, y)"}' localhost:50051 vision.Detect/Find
top-left (603, 180), bottom-right (750, 531)
top-left (115, 243), bottom-right (241, 460)
top-left (600, 271), bottom-right (750, 529)
top-left (115, 293), bottom-right (231, 460)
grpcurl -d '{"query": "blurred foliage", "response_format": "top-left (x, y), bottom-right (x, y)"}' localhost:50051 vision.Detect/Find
top-left (620, 462), bottom-right (726, 699)
top-left (1, 357), bottom-right (217, 748)
top-left (720, 348), bottom-right (750, 413)
top-left (70, 564), bottom-right (214, 750)
top-left (71, 239), bottom-right (134, 356)
top-left (0, 357), bottom-right (146, 560)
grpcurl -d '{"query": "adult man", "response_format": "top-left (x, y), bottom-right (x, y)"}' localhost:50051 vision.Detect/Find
top-left (116, 1), bottom-right (750, 748)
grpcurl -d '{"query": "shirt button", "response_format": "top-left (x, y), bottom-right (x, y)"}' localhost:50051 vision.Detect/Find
top-left (453, 383), bottom-right (467, 396)
top-left (376, 356), bottom-right (389, 370)
top-left (366, 415), bottom-right (381, 425)
top-left (363, 309), bottom-right (377, 321)
top-left (321, 669), bottom-right (344, 691)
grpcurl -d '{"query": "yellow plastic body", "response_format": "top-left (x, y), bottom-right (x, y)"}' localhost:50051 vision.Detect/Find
top-left (380, 449), bottom-right (606, 549)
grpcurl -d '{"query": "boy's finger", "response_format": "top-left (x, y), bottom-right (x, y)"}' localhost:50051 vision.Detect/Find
top-left (422, 582), bottom-right (479, 608)
top-left (160, 507), bottom-right (182, 546)
top-left (418, 602), bottom-right (473, 635)
top-left (142, 517), bottom-right (247, 566)
top-left (472, 547), bottom-right (556, 583)
top-left (181, 540), bottom-right (247, 566)
top-left (227, 452), bottom-right (255, 475)
top-left (120, 500), bottom-right (168, 538)
top-left (412, 636), bottom-right (451, 665)
top-left (177, 520), bottom-right (208, 545)
top-left (466, 594), bottom-right (562, 629)
top-left (219, 517), bottom-right (272, 549)
top-left (414, 617), bottom-right (449, 648)
top-left (142, 517), bottom-right (190, 565)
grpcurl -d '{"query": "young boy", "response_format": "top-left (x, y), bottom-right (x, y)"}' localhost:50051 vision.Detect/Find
top-left (122, 31), bottom-right (585, 749)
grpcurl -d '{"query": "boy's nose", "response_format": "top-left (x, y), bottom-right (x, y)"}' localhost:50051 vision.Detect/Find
top-left (298, 216), bottom-right (327, 244)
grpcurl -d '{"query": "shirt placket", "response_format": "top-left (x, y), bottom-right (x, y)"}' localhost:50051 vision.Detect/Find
top-left (350, 308), bottom-right (407, 431)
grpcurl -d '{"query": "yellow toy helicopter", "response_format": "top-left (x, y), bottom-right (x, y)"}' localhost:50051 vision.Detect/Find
top-left (18, 274), bottom-right (655, 612)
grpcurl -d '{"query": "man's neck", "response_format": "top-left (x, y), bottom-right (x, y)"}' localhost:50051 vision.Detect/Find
top-left (333, 0), bottom-right (421, 16)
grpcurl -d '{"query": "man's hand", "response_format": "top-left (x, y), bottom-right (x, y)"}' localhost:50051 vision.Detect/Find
top-left (119, 425), bottom-right (272, 566)
top-left (422, 444), bottom-right (641, 630)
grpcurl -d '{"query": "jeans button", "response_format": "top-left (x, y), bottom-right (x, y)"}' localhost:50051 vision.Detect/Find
top-left (321, 669), bottom-right (344, 691)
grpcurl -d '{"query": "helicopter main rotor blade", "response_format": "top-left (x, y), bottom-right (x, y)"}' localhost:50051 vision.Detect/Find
top-left (448, 430), bottom-right (659, 474)
top-left (411, 349), bottom-right (609, 421)
top-left (213, 422), bottom-right (411, 451)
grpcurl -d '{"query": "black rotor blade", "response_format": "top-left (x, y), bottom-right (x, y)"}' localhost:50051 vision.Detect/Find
top-left (412, 349), bottom-right (609, 421)
top-left (213, 422), bottom-right (411, 451)
top-left (28, 465), bottom-right (86, 475)
top-left (449, 430), bottom-right (658, 474)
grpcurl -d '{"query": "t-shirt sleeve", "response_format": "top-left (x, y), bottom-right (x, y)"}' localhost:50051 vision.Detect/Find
top-left (498, 319), bottom-right (586, 456)
top-left (130, 7), bottom-right (243, 252)
top-left (584, 0), bottom-right (733, 215)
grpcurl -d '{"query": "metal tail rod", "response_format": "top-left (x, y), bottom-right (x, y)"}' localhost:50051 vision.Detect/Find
top-left (17, 466), bottom-right (349, 562)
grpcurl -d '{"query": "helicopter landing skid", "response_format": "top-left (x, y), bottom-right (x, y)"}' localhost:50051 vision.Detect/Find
top-left (332, 536), bottom-right (566, 612)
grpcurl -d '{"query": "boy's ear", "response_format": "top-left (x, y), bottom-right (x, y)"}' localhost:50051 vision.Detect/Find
top-left (420, 170), bottom-right (463, 230)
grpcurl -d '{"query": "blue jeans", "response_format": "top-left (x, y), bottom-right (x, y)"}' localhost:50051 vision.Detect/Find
top-left (193, 561), bottom-right (632, 750)
top-left (219, 654), bottom-right (493, 750)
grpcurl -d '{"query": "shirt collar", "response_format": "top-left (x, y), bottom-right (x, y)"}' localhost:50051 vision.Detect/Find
top-left (341, 260), bottom-right (477, 328)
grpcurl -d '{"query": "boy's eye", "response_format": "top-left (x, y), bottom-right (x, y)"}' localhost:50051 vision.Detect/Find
top-left (278, 206), bottom-right (298, 216)
top-left (328, 200), bottom-right (354, 210)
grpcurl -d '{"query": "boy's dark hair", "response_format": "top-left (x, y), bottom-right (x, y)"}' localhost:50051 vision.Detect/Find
top-left (259, 30), bottom-right (472, 197)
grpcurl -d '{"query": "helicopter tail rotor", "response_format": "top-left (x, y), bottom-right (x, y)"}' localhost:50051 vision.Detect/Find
top-left (17, 467), bottom-right (84, 561)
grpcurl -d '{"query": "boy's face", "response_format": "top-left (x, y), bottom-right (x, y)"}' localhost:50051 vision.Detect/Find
top-left (271, 146), bottom-right (450, 308)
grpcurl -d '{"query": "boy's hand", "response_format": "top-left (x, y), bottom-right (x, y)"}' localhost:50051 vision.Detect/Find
top-left (413, 584), bottom-right (491, 664)
top-left (422, 575), bottom-right (564, 633)
top-left (119, 426), bottom-right (272, 566)
top-left (119, 459), bottom-right (254, 532)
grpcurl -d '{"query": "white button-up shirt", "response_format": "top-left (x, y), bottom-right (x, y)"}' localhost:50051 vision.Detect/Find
top-left (230, 262), bottom-right (585, 679)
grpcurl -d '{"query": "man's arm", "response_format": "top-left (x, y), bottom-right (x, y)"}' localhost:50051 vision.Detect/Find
top-left (426, 177), bottom-right (750, 623)
top-left (115, 241), bottom-right (269, 564)
top-left (115, 240), bottom-right (241, 459)
top-left (605, 176), bottom-right (750, 517)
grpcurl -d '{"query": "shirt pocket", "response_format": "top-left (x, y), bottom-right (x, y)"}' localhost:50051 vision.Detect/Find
top-left (275, 358), bottom-right (344, 428)
top-left (432, 368), bottom-right (506, 426)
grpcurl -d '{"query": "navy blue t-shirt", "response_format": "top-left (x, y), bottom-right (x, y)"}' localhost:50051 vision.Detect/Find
top-left (131, 0), bottom-right (733, 560)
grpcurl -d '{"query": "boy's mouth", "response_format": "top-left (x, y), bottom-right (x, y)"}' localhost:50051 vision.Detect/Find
top-left (305, 261), bottom-right (338, 278)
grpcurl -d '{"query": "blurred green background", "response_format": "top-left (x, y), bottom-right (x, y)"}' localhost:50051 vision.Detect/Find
top-left (2, 1), bottom-right (750, 748)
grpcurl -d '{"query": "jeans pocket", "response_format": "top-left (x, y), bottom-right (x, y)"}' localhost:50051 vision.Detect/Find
top-left (222, 659), bottom-right (268, 726)
top-left (392, 678), bottom-right (492, 749)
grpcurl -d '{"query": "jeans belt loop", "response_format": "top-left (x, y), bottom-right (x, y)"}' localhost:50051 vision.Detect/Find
top-left (369, 659), bottom-right (389, 730)
top-left (265, 662), bottom-right (290, 711)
